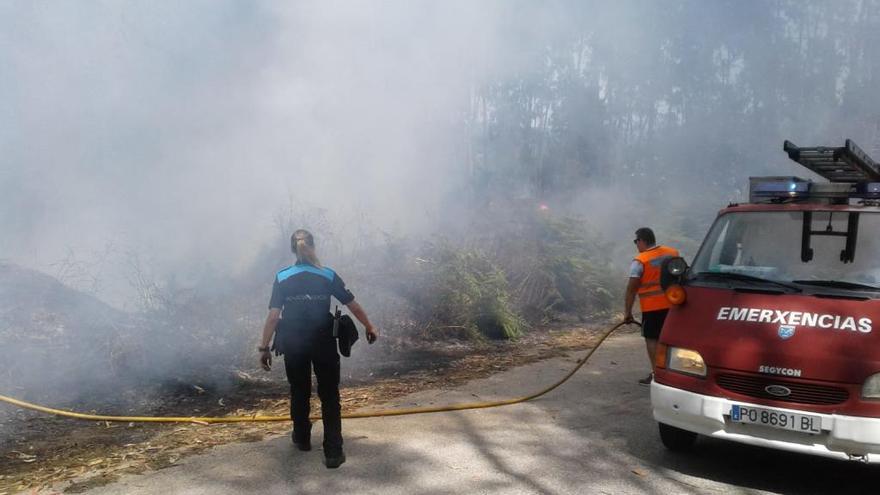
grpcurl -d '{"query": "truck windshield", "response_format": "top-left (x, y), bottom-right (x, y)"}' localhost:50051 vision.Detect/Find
top-left (690, 211), bottom-right (880, 290)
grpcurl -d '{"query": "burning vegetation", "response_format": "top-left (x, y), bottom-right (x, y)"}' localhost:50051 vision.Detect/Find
top-left (0, 203), bottom-right (621, 492)
top-left (0, 202), bottom-right (621, 409)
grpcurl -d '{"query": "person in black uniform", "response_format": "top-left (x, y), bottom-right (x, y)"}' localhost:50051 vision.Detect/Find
top-left (257, 229), bottom-right (378, 469)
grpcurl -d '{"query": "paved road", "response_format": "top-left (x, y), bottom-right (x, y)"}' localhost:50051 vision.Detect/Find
top-left (82, 332), bottom-right (880, 495)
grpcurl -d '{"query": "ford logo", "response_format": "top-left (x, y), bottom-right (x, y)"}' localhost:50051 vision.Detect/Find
top-left (765, 385), bottom-right (792, 397)
top-left (778, 325), bottom-right (796, 340)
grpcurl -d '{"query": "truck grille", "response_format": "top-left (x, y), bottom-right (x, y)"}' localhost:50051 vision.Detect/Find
top-left (716, 374), bottom-right (849, 405)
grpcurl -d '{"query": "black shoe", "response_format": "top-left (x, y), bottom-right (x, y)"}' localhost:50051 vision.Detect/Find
top-left (292, 431), bottom-right (312, 451)
top-left (638, 373), bottom-right (653, 386)
top-left (323, 452), bottom-right (346, 469)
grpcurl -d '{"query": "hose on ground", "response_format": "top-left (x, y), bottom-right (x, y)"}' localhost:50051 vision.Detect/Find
top-left (0, 320), bottom-right (636, 424)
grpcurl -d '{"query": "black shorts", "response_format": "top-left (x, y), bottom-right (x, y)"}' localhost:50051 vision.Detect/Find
top-left (641, 309), bottom-right (669, 340)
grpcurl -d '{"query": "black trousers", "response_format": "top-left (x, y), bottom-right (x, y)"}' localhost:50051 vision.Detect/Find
top-left (284, 350), bottom-right (343, 454)
top-left (641, 309), bottom-right (669, 340)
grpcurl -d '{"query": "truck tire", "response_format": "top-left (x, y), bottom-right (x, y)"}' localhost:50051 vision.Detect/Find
top-left (658, 422), bottom-right (697, 451)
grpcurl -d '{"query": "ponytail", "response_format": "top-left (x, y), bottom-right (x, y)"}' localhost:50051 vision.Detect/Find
top-left (291, 229), bottom-right (322, 267)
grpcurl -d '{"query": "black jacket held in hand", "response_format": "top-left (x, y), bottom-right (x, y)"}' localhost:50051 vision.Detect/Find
top-left (336, 314), bottom-right (359, 357)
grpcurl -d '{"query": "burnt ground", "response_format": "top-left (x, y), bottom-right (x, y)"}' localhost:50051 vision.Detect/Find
top-left (0, 323), bottom-right (617, 494)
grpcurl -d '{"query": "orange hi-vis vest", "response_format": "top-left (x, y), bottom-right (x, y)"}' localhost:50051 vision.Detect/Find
top-left (634, 245), bottom-right (680, 313)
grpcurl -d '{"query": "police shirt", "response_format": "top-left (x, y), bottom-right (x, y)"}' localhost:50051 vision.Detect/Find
top-left (269, 262), bottom-right (355, 354)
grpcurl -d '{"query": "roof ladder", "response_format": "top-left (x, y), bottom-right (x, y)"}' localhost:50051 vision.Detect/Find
top-left (783, 139), bottom-right (880, 183)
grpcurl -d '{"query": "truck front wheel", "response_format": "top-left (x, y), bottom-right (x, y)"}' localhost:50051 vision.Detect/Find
top-left (658, 422), bottom-right (697, 451)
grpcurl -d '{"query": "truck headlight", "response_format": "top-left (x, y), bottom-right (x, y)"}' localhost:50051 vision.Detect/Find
top-left (668, 347), bottom-right (707, 378)
top-left (862, 373), bottom-right (880, 399)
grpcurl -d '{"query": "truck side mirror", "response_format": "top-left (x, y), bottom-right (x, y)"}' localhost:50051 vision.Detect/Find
top-left (660, 257), bottom-right (688, 290)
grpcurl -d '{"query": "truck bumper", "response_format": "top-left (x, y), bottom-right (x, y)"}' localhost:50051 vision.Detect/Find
top-left (651, 381), bottom-right (880, 462)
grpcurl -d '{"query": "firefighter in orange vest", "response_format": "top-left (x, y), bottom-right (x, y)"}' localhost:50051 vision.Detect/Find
top-left (624, 227), bottom-right (679, 385)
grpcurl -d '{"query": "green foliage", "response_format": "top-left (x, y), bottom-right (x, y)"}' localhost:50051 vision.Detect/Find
top-left (509, 212), bottom-right (620, 321)
top-left (394, 205), bottom-right (622, 341)
top-left (413, 244), bottom-right (525, 340)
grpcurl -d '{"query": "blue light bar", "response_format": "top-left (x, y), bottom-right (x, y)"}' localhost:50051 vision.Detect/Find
top-left (856, 182), bottom-right (880, 198)
top-left (749, 176), bottom-right (812, 202)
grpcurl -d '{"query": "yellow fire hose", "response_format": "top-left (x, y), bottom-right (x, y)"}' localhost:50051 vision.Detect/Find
top-left (0, 321), bottom-right (633, 424)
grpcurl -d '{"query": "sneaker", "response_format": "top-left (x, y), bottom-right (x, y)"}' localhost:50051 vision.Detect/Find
top-left (638, 373), bottom-right (653, 386)
top-left (323, 452), bottom-right (346, 469)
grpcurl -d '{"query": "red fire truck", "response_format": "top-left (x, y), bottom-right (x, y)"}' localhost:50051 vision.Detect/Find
top-left (652, 140), bottom-right (880, 462)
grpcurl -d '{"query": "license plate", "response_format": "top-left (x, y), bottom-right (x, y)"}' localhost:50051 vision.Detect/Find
top-left (730, 404), bottom-right (822, 434)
